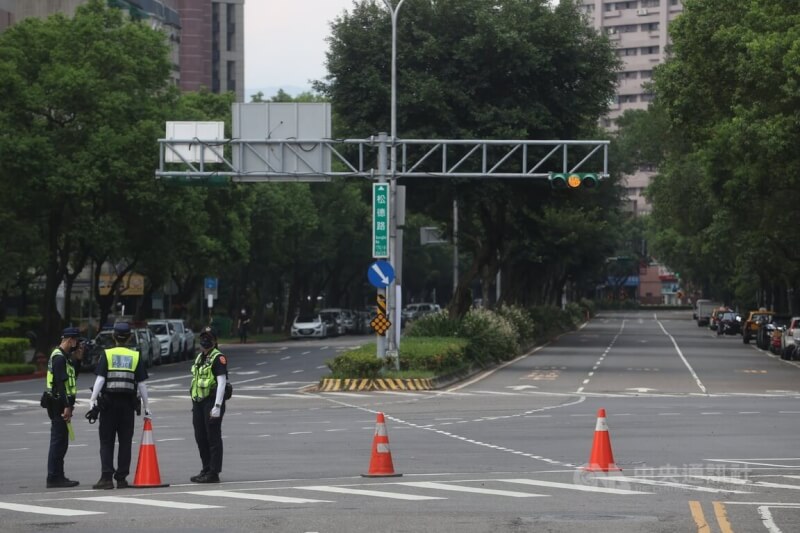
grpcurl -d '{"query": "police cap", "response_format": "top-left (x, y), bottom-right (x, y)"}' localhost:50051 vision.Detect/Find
top-left (113, 322), bottom-right (131, 336)
top-left (200, 326), bottom-right (218, 340)
top-left (61, 327), bottom-right (80, 338)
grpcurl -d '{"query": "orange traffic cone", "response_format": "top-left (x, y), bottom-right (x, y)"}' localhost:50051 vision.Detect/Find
top-left (132, 418), bottom-right (169, 488)
top-left (362, 412), bottom-right (402, 477)
top-left (584, 408), bottom-right (622, 472)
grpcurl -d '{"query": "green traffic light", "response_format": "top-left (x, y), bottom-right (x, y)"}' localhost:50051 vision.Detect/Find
top-left (548, 172), bottom-right (568, 189)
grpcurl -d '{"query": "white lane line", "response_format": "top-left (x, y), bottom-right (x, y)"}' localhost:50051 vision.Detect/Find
top-left (9, 400), bottom-right (41, 405)
top-left (289, 431), bottom-right (312, 435)
top-left (0, 502), bottom-right (103, 516)
top-left (688, 475), bottom-right (749, 485)
top-left (296, 486), bottom-right (444, 501)
top-left (398, 481), bottom-right (545, 498)
top-left (189, 490), bottom-right (330, 504)
top-left (603, 476), bottom-right (750, 493)
top-left (577, 320), bottom-right (625, 394)
top-left (156, 438), bottom-right (185, 442)
top-left (281, 356), bottom-right (291, 360)
top-left (292, 370), bottom-right (304, 374)
top-left (77, 496), bottom-right (220, 509)
top-left (654, 314), bottom-right (708, 394)
top-left (502, 478), bottom-right (649, 495)
top-left (755, 481), bottom-right (800, 490)
top-left (234, 375), bottom-right (278, 384)
top-left (758, 506), bottom-right (782, 533)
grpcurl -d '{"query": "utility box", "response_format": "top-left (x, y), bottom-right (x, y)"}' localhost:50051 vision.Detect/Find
top-left (232, 103), bottom-right (332, 177)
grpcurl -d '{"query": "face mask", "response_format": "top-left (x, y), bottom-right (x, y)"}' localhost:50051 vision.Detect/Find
top-left (200, 337), bottom-right (214, 349)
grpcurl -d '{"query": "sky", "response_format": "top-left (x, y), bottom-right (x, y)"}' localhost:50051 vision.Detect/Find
top-left (245, 0), bottom-right (356, 100)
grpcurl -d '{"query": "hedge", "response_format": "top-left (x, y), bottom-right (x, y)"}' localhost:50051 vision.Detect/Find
top-left (0, 316), bottom-right (40, 337)
top-left (0, 338), bottom-right (29, 364)
top-left (0, 363), bottom-right (37, 377)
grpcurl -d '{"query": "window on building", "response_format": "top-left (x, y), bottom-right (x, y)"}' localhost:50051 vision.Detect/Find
top-left (641, 22), bottom-right (659, 31)
top-left (226, 3), bottom-right (236, 51)
top-left (641, 46), bottom-right (659, 55)
top-left (640, 70), bottom-right (653, 79)
top-left (618, 94), bottom-right (638, 104)
top-left (606, 2), bottom-right (637, 10)
top-left (641, 93), bottom-right (655, 102)
top-left (617, 71), bottom-right (637, 80)
top-left (641, 0), bottom-right (660, 7)
top-left (617, 48), bottom-right (639, 57)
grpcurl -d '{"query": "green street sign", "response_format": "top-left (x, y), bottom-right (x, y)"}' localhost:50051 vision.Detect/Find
top-left (372, 183), bottom-right (390, 258)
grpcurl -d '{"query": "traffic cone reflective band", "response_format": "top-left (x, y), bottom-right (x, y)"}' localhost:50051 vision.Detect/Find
top-left (362, 412), bottom-right (402, 477)
top-left (584, 408), bottom-right (622, 472)
top-left (132, 418), bottom-right (169, 488)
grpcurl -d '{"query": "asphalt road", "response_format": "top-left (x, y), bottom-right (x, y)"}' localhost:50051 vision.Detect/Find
top-left (1, 310), bottom-right (799, 533)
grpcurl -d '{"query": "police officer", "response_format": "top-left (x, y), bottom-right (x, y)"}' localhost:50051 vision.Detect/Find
top-left (88, 322), bottom-right (149, 489)
top-left (45, 327), bottom-right (85, 488)
top-left (190, 326), bottom-right (228, 483)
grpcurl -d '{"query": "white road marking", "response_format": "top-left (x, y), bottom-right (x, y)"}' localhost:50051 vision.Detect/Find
top-left (0, 502), bottom-right (103, 516)
top-left (77, 496), bottom-right (219, 509)
top-left (654, 314), bottom-right (708, 394)
top-left (190, 490), bottom-right (330, 504)
top-left (297, 486), bottom-right (444, 500)
top-left (503, 478), bottom-right (649, 495)
top-left (398, 481), bottom-right (544, 498)
top-left (603, 476), bottom-right (750, 493)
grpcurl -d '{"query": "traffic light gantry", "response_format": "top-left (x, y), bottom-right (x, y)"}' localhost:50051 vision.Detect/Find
top-left (548, 172), bottom-right (599, 189)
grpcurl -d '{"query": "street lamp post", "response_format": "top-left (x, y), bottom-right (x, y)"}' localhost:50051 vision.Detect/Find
top-left (383, 0), bottom-right (406, 358)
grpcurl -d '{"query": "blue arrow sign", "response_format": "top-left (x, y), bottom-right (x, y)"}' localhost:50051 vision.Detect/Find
top-left (368, 260), bottom-right (395, 288)
top-left (204, 277), bottom-right (218, 289)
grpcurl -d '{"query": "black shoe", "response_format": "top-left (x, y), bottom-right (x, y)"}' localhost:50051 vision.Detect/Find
top-left (116, 478), bottom-right (129, 489)
top-left (190, 470), bottom-right (209, 483)
top-left (92, 478), bottom-right (114, 490)
top-left (47, 478), bottom-right (79, 489)
top-left (193, 473), bottom-right (220, 483)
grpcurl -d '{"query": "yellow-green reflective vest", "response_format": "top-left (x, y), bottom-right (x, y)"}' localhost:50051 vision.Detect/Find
top-left (191, 348), bottom-right (222, 401)
top-left (104, 347), bottom-right (140, 394)
top-left (46, 348), bottom-right (76, 398)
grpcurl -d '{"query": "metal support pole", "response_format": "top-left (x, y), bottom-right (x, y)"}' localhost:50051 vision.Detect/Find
top-left (377, 132), bottom-right (389, 359)
top-left (453, 198), bottom-right (459, 293)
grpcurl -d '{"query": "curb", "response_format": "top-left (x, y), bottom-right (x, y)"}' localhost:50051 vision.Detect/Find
top-left (318, 377), bottom-right (435, 392)
top-left (0, 370), bottom-right (45, 383)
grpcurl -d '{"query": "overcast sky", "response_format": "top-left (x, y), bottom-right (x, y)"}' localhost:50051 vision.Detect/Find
top-left (244, 0), bottom-right (355, 100)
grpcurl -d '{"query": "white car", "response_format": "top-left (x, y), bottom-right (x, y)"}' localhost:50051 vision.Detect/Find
top-left (291, 314), bottom-right (328, 339)
top-left (147, 320), bottom-right (181, 363)
top-left (168, 319), bottom-right (194, 360)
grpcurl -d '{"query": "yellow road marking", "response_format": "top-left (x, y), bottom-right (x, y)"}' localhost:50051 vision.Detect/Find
top-left (689, 501), bottom-right (711, 532)
top-left (713, 501), bottom-right (734, 533)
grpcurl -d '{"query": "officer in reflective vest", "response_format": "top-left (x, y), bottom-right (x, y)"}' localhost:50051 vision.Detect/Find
top-left (45, 327), bottom-right (85, 488)
top-left (189, 326), bottom-right (228, 483)
top-left (88, 322), bottom-right (149, 489)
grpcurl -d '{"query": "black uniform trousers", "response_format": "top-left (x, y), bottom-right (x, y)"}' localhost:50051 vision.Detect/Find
top-left (47, 415), bottom-right (69, 481)
top-left (98, 394), bottom-right (136, 481)
top-left (192, 396), bottom-right (225, 475)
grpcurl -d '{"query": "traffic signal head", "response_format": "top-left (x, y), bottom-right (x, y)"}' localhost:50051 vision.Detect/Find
top-left (548, 172), bottom-right (599, 189)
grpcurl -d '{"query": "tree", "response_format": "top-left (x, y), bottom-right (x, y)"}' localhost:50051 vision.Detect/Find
top-left (316, 0), bottom-right (622, 313)
top-left (0, 0), bottom-right (177, 350)
top-left (646, 0), bottom-right (800, 311)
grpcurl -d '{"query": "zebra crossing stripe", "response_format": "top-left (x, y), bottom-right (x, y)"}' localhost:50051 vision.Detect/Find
top-left (602, 476), bottom-right (750, 494)
top-left (398, 481), bottom-right (546, 498)
top-left (502, 478), bottom-right (650, 495)
top-left (296, 486), bottom-right (444, 500)
top-left (188, 490), bottom-right (331, 504)
top-left (77, 496), bottom-right (220, 509)
top-left (0, 502), bottom-right (104, 516)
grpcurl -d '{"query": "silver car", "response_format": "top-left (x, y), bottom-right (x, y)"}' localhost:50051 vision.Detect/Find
top-left (291, 314), bottom-right (327, 339)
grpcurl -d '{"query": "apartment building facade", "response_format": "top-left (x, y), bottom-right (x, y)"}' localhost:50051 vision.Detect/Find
top-left (579, 0), bottom-right (684, 215)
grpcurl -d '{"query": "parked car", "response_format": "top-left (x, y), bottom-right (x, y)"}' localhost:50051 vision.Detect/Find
top-left (184, 326), bottom-right (196, 358)
top-left (140, 326), bottom-right (162, 366)
top-left (87, 327), bottom-right (152, 370)
top-left (147, 320), bottom-right (181, 363)
top-left (765, 315), bottom-right (792, 354)
top-left (781, 317), bottom-right (800, 360)
top-left (709, 306), bottom-right (731, 331)
top-left (168, 319), bottom-right (194, 360)
top-left (742, 309), bottom-right (774, 344)
top-left (319, 309), bottom-right (346, 337)
top-left (132, 327), bottom-right (154, 368)
top-left (401, 302), bottom-right (441, 327)
top-left (291, 313), bottom-right (327, 339)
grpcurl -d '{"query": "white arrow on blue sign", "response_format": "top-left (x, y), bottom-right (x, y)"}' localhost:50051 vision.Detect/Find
top-left (367, 260), bottom-right (395, 288)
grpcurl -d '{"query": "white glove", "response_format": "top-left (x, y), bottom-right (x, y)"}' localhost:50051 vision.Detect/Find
top-left (144, 409), bottom-right (152, 419)
top-left (210, 406), bottom-right (221, 418)
top-left (89, 399), bottom-right (98, 410)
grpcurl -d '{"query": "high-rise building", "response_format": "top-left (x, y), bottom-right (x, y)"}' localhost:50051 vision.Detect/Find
top-left (0, 0), bottom-right (244, 101)
top-left (178, 0), bottom-right (244, 101)
top-left (579, 0), bottom-right (684, 214)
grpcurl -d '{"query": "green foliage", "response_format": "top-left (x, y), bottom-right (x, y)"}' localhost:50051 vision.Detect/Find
top-left (642, 0), bottom-right (800, 311)
top-left (495, 304), bottom-right (536, 348)
top-left (0, 364), bottom-right (37, 377)
top-left (397, 337), bottom-right (469, 374)
top-left (405, 309), bottom-right (459, 337)
top-left (458, 308), bottom-right (518, 366)
top-left (0, 317), bottom-right (41, 337)
top-left (0, 338), bottom-right (30, 364)
top-left (326, 348), bottom-right (385, 379)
